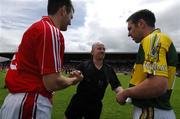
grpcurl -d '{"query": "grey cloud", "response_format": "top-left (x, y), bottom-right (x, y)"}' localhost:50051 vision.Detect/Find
top-left (156, 3), bottom-right (180, 52)
top-left (156, 3), bottom-right (180, 32)
top-left (70, 1), bottom-right (86, 29)
top-left (65, 41), bottom-right (90, 52)
top-left (99, 30), bottom-right (138, 52)
top-left (0, 0), bottom-right (180, 53)
top-left (0, 36), bottom-right (18, 52)
top-left (83, 20), bottom-right (138, 52)
top-left (139, 0), bottom-right (169, 4)
top-left (1, 0), bottom-right (46, 30)
top-left (1, 17), bottom-right (28, 30)
top-left (77, 43), bottom-right (89, 51)
top-left (0, 0), bottom-right (47, 52)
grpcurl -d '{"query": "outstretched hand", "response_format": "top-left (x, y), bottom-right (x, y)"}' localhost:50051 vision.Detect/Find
top-left (69, 70), bottom-right (84, 85)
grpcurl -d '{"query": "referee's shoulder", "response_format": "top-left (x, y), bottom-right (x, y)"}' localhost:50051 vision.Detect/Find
top-left (78, 60), bottom-right (91, 67)
top-left (81, 60), bottom-right (91, 64)
top-left (103, 61), bottom-right (112, 69)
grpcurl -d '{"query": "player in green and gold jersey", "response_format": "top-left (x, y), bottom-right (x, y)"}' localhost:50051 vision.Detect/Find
top-left (116, 9), bottom-right (178, 119)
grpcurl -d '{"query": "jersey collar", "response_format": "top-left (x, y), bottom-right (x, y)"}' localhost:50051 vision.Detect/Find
top-left (42, 16), bottom-right (55, 26)
top-left (141, 28), bottom-right (161, 44)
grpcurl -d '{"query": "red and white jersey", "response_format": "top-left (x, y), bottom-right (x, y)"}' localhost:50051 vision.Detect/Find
top-left (5, 16), bottom-right (65, 99)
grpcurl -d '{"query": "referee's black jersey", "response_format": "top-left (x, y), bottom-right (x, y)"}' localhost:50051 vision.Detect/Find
top-left (75, 60), bottom-right (121, 101)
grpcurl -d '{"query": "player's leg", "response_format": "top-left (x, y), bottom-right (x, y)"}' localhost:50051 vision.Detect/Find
top-left (65, 94), bottom-right (83, 119)
top-left (154, 108), bottom-right (176, 119)
top-left (0, 93), bottom-right (25, 119)
top-left (35, 94), bottom-right (52, 119)
top-left (133, 106), bottom-right (154, 119)
top-left (0, 93), bottom-right (39, 119)
top-left (133, 106), bottom-right (176, 119)
top-left (84, 101), bottom-right (102, 119)
top-left (132, 106), bottom-right (142, 119)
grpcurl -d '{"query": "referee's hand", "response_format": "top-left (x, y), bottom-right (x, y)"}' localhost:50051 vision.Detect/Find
top-left (116, 89), bottom-right (128, 105)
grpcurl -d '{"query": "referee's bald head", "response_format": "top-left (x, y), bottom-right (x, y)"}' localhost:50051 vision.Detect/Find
top-left (91, 42), bottom-right (104, 52)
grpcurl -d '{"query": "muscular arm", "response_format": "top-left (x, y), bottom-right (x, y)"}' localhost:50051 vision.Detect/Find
top-left (116, 75), bottom-right (168, 105)
top-left (43, 71), bottom-right (83, 92)
top-left (124, 75), bottom-right (168, 99)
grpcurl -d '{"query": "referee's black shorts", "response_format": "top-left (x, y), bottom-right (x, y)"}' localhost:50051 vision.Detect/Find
top-left (65, 94), bottom-right (102, 119)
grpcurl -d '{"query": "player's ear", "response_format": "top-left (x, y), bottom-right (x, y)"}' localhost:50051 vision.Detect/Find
top-left (138, 19), bottom-right (146, 28)
top-left (58, 5), bottom-right (67, 16)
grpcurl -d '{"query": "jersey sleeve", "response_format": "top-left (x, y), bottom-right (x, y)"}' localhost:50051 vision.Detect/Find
top-left (108, 67), bottom-right (121, 90)
top-left (143, 34), bottom-right (169, 77)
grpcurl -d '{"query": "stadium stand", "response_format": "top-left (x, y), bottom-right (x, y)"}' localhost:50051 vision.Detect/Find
top-left (0, 52), bottom-right (179, 75)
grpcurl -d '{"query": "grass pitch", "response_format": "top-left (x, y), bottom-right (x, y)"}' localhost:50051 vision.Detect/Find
top-left (0, 71), bottom-right (180, 119)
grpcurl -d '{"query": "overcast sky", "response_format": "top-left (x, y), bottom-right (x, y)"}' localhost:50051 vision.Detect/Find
top-left (0, 0), bottom-right (180, 53)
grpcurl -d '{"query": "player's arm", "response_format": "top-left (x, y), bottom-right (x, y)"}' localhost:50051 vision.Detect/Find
top-left (116, 75), bottom-right (168, 104)
top-left (43, 71), bottom-right (83, 92)
top-left (124, 75), bottom-right (168, 98)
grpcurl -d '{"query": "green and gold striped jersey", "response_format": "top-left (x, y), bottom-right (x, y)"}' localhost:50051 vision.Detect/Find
top-left (130, 29), bottom-right (178, 110)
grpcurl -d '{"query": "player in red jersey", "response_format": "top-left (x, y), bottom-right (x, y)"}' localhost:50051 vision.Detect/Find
top-left (0, 0), bottom-right (83, 119)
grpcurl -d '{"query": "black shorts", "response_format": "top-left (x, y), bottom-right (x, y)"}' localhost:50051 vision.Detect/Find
top-left (65, 94), bottom-right (102, 119)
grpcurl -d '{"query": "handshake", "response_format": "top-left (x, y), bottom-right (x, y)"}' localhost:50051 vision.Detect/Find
top-left (116, 88), bottom-right (132, 105)
top-left (69, 70), bottom-right (84, 85)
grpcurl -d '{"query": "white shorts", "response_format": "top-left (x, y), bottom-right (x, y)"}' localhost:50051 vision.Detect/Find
top-left (0, 93), bottom-right (52, 119)
top-left (133, 106), bottom-right (176, 119)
